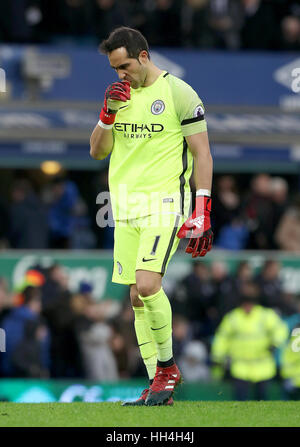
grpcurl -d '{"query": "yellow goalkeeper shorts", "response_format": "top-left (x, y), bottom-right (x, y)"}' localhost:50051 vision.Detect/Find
top-left (112, 213), bottom-right (184, 285)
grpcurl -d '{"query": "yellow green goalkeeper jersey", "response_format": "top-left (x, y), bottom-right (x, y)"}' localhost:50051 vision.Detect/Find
top-left (109, 71), bottom-right (207, 220)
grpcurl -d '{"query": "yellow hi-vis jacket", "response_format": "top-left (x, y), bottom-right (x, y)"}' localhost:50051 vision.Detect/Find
top-left (211, 305), bottom-right (289, 382)
top-left (280, 333), bottom-right (300, 387)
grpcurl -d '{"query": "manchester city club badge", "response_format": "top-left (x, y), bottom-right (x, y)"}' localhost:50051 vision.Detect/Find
top-left (151, 100), bottom-right (165, 115)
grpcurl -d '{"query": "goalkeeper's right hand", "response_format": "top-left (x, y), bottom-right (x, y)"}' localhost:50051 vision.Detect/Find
top-left (99, 81), bottom-right (131, 127)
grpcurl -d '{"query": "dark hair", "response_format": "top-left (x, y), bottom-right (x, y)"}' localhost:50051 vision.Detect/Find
top-left (238, 281), bottom-right (260, 305)
top-left (99, 27), bottom-right (150, 60)
top-left (23, 286), bottom-right (41, 305)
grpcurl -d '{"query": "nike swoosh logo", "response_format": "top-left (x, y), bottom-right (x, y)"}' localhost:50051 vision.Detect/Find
top-left (138, 341), bottom-right (152, 347)
top-left (119, 105), bottom-right (129, 110)
top-left (151, 324), bottom-right (167, 331)
top-left (142, 257), bottom-right (156, 262)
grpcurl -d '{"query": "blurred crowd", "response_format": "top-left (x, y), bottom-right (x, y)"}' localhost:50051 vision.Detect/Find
top-left (0, 171), bottom-right (299, 252)
top-left (0, 0), bottom-right (300, 51)
top-left (211, 173), bottom-right (300, 252)
top-left (0, 174), bottom-right (98, 250)
top-left (0, 258), bottom-right (299, 400)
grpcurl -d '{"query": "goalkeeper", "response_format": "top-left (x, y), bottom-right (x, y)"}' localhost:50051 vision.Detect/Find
top-left (90, 27), bottom-right (213, 406)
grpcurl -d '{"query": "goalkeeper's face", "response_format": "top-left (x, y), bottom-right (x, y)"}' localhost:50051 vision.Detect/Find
top-left (108, 47), bottom-right (148, 89)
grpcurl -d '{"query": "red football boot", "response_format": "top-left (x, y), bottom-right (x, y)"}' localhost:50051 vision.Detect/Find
top-left (122, 388), bottom-right (173, 406)
top-left (145, 364), bottom-right (182, 406)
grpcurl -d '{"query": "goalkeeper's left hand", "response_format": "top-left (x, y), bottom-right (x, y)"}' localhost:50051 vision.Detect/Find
top-left (177, 195), bottom-right (213, 258)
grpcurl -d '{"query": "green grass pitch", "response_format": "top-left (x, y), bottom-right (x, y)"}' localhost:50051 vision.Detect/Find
top-left (0, 401), bottom-right (299, 427)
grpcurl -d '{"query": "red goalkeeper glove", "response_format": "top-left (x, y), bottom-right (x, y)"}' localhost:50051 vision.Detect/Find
top-left (177, 195), bottom-right (213, 258)
top-left (99, 80), bottom-right (131, 126)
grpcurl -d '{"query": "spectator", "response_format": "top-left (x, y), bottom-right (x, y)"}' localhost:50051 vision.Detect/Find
top-left (208, 261), bottom-right (231, 329)
top-left (275, 194), bottom-right (300, 252)
top-left (70, 198), bottom-right (97, 249)
top-left (78, 299), bottom-right (120, 380)
top-left (178, 340), bottom-right (210, 382)
top-left (11, 319), bottom-right (50, 378)
top-left (92, 0), bottom-right (127, 43)
top-left (215, 260), bottom-right (254, 320)
top-left (40, 263), bottom-right (69, 312)
top-left (145, 0), bottom-right (181, 47)
top-left (69, 281), bottom-right (96, 336)
top-left (0, 278), bottom-right (12, 324)
top-left (255, 260), bottom-right (283, 311)
top-left (111, 298), bottom-right (142, 378)
top-left (210, 260), bottom-right (235, 322)
top-left (9, 179), bottom-right (48, 249)
top-left (79, 322), bottom-right (119, 380)
top-left (240, 0), bottom-right (278, 50)
top-left (180, 0), bottom-right (213, 48)
top-left (111, 328), bottom-right (129, 378)
top-left (0, 285), bottom-right (50, 377)
top-left (41, 263), bottom-right (84, 378)
top-left (78, 281), bottom-right (94, 303)
top-left (124, 0), bottom-right (148, 34)
top-left (172, 314), bottom-right (193, 360)
top-left (270, 177), bottom-right (289, 248)
top-left (56, 0), bottom-right (92, 38)
top-left (46, 176), bottom-right (80, 249)
top-left (69, 288), bottom-right (122, 380)
top-left (212, 175), bottom-right (242, 241)
top-left (171, 261), bottom-right (215, 338)
top-left (211, 281), bottom-right (289, 400)
top-left (208, 0), bottom-right (244, 49)
top-left (232, 260), bottom-right (253, 291)
top-left (215, 216), bottom-right (249, 250)
top-left (0, 0), bottom-right (46, 43)
top-left (13, 268), bottom-right (46, 306)
top-left (1, 0), bottom-right (300, 51)
top-left (279, 15), bottom-right (300, 51)
top-left (244, 173), bottom-right (274, 249)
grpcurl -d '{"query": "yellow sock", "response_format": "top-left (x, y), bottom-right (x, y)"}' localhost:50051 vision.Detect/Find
top-left (139, 288), bottom-right (173, 362)
top-left (143, 354), bottom-right (157, 381)
top-left (156, 336), bottom-right (173, 362)
top-left (133, 306), bottom-right (157, 380)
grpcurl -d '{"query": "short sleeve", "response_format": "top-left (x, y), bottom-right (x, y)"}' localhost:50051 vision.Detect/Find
top-left (167, 74), bottom-right (207, 137)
